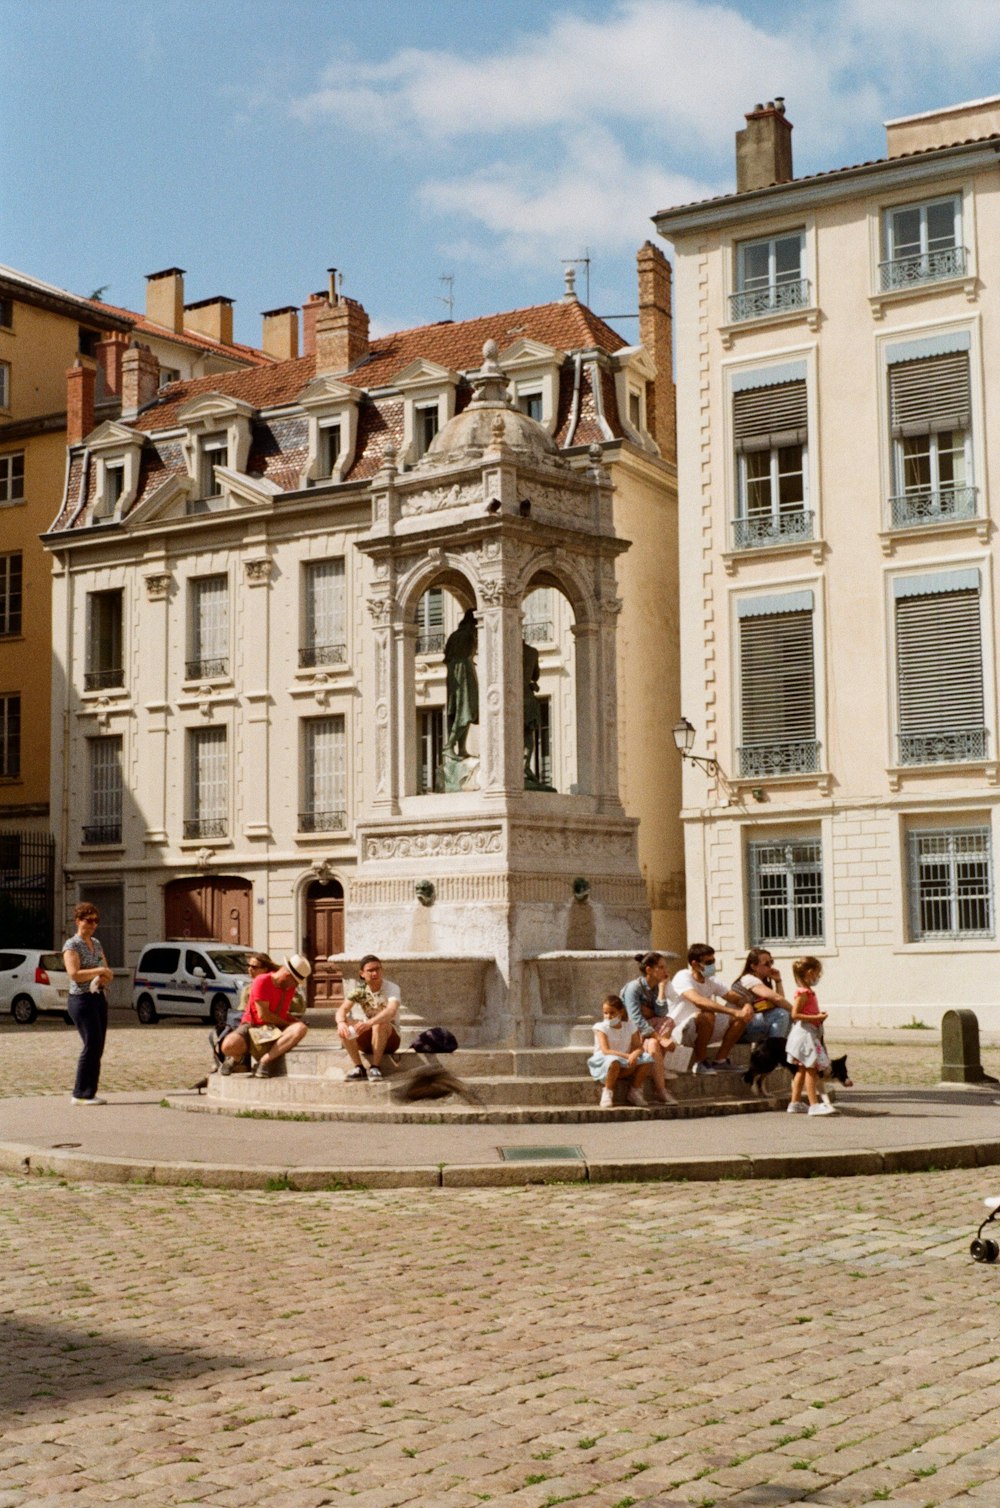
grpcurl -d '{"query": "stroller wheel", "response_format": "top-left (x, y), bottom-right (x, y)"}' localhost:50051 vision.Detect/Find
top-left (970, 1237), bottom-right (1000, 1263)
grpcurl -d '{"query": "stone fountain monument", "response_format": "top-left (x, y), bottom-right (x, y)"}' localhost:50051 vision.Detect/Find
top-left (334, 341), bottom-right (650, 1047)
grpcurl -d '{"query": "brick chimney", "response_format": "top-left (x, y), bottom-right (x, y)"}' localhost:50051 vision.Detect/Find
top-left (184, 296), bottom-right (235, 346)
top-left (315, 294), bottom-right (369, 374)
top-left (736, 98), bottom-right (793, 192)
top-left (636, 242), bottom-right (675, 462)
top-left (301, 291), bottom-right (326, 357)
top-left (261, 305), bottom-right (299, 361)
top-left (66, 359), bottom-right (96, 445)
top-left (121, 343), bottom-right (160, 418)
top-left (95, 331), bottom-right (129, 403)
top-left (145, 267), bottom-right (186, 333)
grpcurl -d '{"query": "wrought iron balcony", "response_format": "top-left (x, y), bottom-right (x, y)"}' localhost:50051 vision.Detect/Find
top-left (888, 485), bottom-right (977, 530)
top-left (738, 740), bottom-right (821, 778)
top-left (415, 631), bottom-right (446, 656)
top-left (523, 619), bottom-right (554, 646)
top-left (84, 668), bottom-right (123, 692)
top-left (732, 510), bottom-right (814, 551)
top-left (299, 642), bottom-right (347, 668)
top-left (728, 278), bottom-right (810, 323)
top-left (185, 658), bottom-right (228, 680)
top-left (183, 817), bottom-right (227, 839)
top-left (899, 729), bottom-right (987, 766)
top-left (298, 810), bottom-right (347, 833)
top-left (878, 245), bottom-right (967, 292)
top-left (82, 823), bottom-right (121, 846)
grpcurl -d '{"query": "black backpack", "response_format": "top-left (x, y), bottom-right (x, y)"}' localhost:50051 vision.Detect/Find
top-left (410, 1027), bottom-right (458, 1054)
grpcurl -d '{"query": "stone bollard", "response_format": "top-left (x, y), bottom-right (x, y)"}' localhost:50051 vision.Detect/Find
top-left (940, 1009), bottom-right (999, 1085)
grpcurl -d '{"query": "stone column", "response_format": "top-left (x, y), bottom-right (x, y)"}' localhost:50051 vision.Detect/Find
top-left (367, 593), bottom-right (400, 814)
top-left (395, 619), bottom-right (418, 797)
top-left (241, 551), bottom-right (273, 839)
top-left (140, 562), bottom-right (173, 845)
top-left (478, 582), bottom-right (525, 797)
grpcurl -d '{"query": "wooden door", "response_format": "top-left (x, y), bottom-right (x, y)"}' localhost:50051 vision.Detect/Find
top-left (304, 879), bottom-right (344, 1005)
top-left (164, 876), bottom-right (252, 944)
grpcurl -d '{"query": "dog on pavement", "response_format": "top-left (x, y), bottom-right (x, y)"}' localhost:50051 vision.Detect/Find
top-left (744, 1040), bottom-right (853, 1095)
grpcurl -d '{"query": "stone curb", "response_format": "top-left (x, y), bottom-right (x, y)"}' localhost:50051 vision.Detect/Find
top-left (4, 1137), bottom-right (1000, 1190)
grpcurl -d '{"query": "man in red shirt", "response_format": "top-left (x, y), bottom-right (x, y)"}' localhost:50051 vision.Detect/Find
top-left (219, 954), bottom-right (311, 1078)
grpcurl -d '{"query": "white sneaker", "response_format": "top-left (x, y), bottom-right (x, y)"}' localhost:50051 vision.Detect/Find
top-left (71, 1096), bottom-right (107, 1106)
top-left (626, 1087), bottom-right (647, 1108)
top-left (786, 1101), bottom-right (807, 1114)
top-left (808, 1101), bottom-right (838, 1116)
top-left (599, 1088), bottom-right (614, 1108)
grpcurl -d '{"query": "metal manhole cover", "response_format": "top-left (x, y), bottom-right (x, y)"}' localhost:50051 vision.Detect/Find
top-left (499, 1145), bottom-right (584, 1162)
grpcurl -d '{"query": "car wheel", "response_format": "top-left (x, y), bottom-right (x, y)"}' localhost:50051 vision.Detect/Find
top-left (136, 994), bottom-right (159, 1025)
top-left (210, 996), bottom-right (230, 1033)
top-left (11, 995), bottom-right (38, 1025)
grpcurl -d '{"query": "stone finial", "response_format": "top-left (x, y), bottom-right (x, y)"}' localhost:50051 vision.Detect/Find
top-left (482, 338), bottom-right (500, 369)
top-left (490, 414), bottom-right (506, 444)
top-left (468, 340), bottom-right (512, 409)
top-left (563, 265), bottom-right (577, 300)
top-left (379, 441), bottom-right (398, 476)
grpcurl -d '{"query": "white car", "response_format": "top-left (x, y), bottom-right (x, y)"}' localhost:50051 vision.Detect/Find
top-left (0, 949), bottom-right (72, 1024)
top-left (131, 941), bottom-right (254, 1028)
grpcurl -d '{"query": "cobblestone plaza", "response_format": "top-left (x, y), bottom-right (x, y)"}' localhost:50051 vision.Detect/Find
top-left (2, 1023), bottom-right (1000, 1505)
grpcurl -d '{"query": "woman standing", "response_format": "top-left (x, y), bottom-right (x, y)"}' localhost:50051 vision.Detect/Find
top-left (63, 901), bottom-right (114, 1105)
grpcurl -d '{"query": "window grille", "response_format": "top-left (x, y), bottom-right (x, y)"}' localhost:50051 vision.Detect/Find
top-left (0, 693), bottom-right (20, 778)
top-left (187, 727), bottom-right (227, 838)
top-left (302, 559), bottom-right (346, 666)
top-left (0, 553), bottom-right (22, 635)
top-left (748, 838), bottom-right (824, 945)
top-left (85, 590), bottom-right (123, 690)
top-left (881, 197), bottom-right (964, 291)
top-left (301, 716), bottom-right (346, 830)
top-left (416, 587), bottom-right (445, 655)
top-left (84, 737), bottom-right (122, 844)
top-left (895, 581), bottom-right (985, 765)
top-left (908, 827), bottom-right (993, 940)
top-left (188, 576), bottom-right (228, 679)
top-left (738, 606), bottom-right (818, 777)
top-left (418, 707), bottom-right (445, 793)
top-left (731, 232), bottom-right (808, 321)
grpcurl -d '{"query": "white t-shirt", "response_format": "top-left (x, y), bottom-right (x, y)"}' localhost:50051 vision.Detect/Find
top-left (592, 1017), bottom-right (633, 1056)
top-left (345, 982), bottom-right (402, 1023)
top-left (667, 969), bottom-right (732, 1035)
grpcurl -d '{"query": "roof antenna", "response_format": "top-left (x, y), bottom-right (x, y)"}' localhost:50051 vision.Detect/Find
top-left (561, 249), bottom-right (590, 306)
top-left (437, 273), bottom-right (455, 320)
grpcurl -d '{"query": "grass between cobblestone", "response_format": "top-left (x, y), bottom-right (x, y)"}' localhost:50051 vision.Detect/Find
top-left (2, 1169), bottom-right (1000, 1505)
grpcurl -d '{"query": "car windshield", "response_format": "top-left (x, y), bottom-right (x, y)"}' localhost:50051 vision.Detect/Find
top-left (207, 950), bottom-right (254, 976)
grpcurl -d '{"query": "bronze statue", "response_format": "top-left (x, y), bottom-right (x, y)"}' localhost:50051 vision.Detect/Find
top-left (444, 608), bottom-right (479, 758)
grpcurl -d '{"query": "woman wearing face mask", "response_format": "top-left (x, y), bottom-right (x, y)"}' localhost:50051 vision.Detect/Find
top-left (667, 942), bottom-right (754, 1075)
top-left (620, 951), bottom-right (678, 1104)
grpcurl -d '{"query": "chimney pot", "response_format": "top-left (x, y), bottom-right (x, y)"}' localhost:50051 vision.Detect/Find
top-left (314, 293), bottom-right (369, 374)
top-left (145, 267), bottom-right (186, 333)
top-left (261, 306), bottom-right (300, 361)
top-left (95, 331), bottom-right (129, 403)
top-left (121, 342), bottom-right (161, 418)
top-left (636, 241), bottom-right (675, 462)
top-left (183, 296), bottom-right (235, 347)
top-left (66, 359), bottom-right (96, 446)
top-left (735, 99), bottom-right (794, 192)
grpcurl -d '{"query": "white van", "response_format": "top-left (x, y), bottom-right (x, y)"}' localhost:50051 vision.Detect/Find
top-left (132, 941), bottom-right (254, 1028)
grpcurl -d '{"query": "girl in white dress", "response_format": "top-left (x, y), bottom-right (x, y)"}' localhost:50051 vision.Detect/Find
top-left (785, 957), bottom-right (837, 1117)
top-left (588, 995), bottom-right (653, 1109)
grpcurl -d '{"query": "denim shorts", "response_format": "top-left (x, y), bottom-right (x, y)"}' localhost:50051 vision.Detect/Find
top-left (742, 1006), bottom-right (791, 1042)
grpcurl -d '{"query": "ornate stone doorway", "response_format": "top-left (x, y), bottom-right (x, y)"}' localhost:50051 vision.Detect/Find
top-left (305, 878), bottom-right (344, 1005)
top-left (164, 876), bottom-right (252, 944)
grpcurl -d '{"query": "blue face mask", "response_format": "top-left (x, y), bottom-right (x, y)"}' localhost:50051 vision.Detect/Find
top-left (702, 962), bottom-right (717, 978)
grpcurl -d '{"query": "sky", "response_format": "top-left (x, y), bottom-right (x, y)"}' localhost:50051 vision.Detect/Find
top-left (3, 0), bottom-right (1000, 349)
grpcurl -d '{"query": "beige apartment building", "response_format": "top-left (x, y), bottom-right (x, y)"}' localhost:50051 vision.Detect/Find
top-left (655, 96), bottom-right (1000, 1026)
top-left (43, 250), bottom-right (682, 990)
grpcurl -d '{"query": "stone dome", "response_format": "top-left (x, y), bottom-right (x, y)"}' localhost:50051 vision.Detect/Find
top-left (418, 340), bottom-right (562, 469)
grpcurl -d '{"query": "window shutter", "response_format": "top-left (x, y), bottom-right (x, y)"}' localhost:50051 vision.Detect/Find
top-left (733, 380), bottom-right (807, 452)
top-left (896, 587), bottom-right (984, 737)
top-left (306, 716), bottom-right (346, 815)
top-left (740, 610), bottom-right (815, 746)
top-left (889, 353), bottom-right (970, 437)
top-left (307, 560), bottom-right (346, 649)
top-left (195, 577), bottom-right (228, 661)
top-left (193, 728), bottom-right (227, 819)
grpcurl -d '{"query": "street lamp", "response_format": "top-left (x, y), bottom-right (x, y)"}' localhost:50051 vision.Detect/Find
top-left (672, 717), bottom-right (719, 776)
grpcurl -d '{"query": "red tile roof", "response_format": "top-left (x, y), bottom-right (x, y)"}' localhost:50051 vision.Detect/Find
top-left (130, 299), bottom-right (626, 433)
top-left (88, 298), bottom-right (274, 367)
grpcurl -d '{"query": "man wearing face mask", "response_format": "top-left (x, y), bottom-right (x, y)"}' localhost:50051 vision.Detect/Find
top-left (666, 942), bottom-right (754, 1075)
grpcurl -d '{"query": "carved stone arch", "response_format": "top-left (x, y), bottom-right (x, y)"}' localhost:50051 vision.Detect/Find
top-left (397, 554), bottom-right (478, 624)
top-left (517, 550), bottom-right (597, 628)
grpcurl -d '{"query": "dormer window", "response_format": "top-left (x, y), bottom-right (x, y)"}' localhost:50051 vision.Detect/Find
top-left (159, 367), bottom-right (180, 389)
top-left (101, 462), bottom-right (125, 517)
top-left (199, 434), bottom-right (227, 500)
top-left (416, 403), bottom-right (439, 457)
top-left (518, 390), bottom-right (544, 423)
top-left (296, 375), bottom-right (362, 487)
top-left (322, 422), bottom-right (342, 477)
top-left (628, 389), bottom-right (643, 431)
top-left (613, 345), bottom-right (657, 453)
top-left (85, 420), bottom-right (145, 521)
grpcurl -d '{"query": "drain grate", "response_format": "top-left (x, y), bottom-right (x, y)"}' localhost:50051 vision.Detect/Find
top-left (499, 1145), bottom-right (584, 1162)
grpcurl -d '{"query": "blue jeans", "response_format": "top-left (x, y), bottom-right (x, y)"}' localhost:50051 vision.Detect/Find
top-left (68, 991), bottom-right (108, 1099)
top-left (742, 1006), bottom-right (790, 1042)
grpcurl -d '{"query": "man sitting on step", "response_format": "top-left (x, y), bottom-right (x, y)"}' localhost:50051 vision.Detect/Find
top-left (336, 954), bottom-right (401, 1081)
top-left (219, 954), bottom-right (312, 1079)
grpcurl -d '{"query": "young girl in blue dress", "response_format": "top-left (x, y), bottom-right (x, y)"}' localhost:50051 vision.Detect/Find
top-left (588, 994), bottom-right (653, 1109)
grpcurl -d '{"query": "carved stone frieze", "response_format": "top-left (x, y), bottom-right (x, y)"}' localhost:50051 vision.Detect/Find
top-left (363, 829), bottom-right (503, 861)
top-left (244, 556), bottom-right (272, 586)
top-left (144, 572), bottom-right (171, 601)
top-left (478, 576), bottom-right (520, 606)
top-left (366, 596), bottom-right (392, 625)
top-left (400, 480), bottom-right (480, 516)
